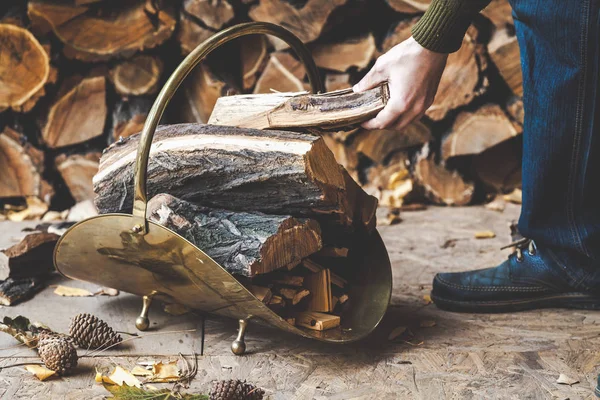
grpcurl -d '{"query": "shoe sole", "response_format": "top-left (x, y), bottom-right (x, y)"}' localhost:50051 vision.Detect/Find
top-left (431, 292), bottom-right (600, 313)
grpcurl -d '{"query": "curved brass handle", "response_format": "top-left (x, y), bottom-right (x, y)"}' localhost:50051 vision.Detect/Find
top-left (131, 22), bottom-right (324, 233)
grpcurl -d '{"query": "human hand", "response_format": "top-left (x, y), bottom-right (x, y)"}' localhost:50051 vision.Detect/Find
top-left (353, 36), bottom-right (448, 130)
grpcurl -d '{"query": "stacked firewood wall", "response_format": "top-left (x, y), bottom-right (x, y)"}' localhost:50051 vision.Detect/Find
top-left (0, 0), bottom-right (522, 216)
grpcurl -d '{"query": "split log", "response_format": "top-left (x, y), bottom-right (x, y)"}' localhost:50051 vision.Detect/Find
top-left (473, 136), bottom-right (522, 192)
top-left (183, 0), bottom-right (234, 30)
top-left (0, 277), bottom-right (44, 306)
top-left (481, 0), bottom-right (514, 29)
top-left (0, 231), bottom-right (59, 280)
top-left (303, 269), bottom-right (332, 312)
top-left (178, 12), bottom-right (215, 55)
top-left (248, 0), bottom-right (348, 50)
top-left (209, 84), bottom-right (389, 130)
top-left (273, 275), bottom-right (304, 287)
top-left (109, 55), bottom-right (163, 97)
top-left (0, 127), bottom-right (52, 201)
top-left (94, 124), bottom-right (377, 231)
top-left (488, 29), bottom-right (522, 96)
top-left (325, 73), bottom-right (351, 92)
top-left (253, 52), bottom-right (308, 94)
top-left (321, 133), bottom-right (358, 172)
top-left (40, 75), bottom-right (107, 148)
top-left (55, 152), bottom-right (101, 202)
top-left (352, 121), bottom-right (432, 164)
top-left (0, 23), bottom-right (51, 113)
top-left (248, 285), bottom-right (273, 303)
top-left (295, 311), bottom-right (340, 331)
top-left (413, 145), bottom-right (474, 206)
top-left (28, 0), bottom-right (177, 61)
top-left (506, 96), bottom-right (524, 125)
top-left (441, 104), bottom-right (521, 160)
top-left (240, 35), bottom-right (269, 91)
top-left (311, 33), bottom-right (376, 72)
top-left (381, 17), bottom-right (420, 54)
top-left (111, 97), bottom-right (152, 141)
top-left (366, 152), bottom-right (414, 208)
top-left (147, 194), bottom-right (322, 277)
top-left (384, 0), bottom-right (430, 13)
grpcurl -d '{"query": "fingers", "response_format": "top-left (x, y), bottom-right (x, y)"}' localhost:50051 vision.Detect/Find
top-left (361, 103), bottom-right (402, 130)
top-left (389, 109), bottom-right (425, 131)
top-left (353, 61), bottom-right (386, 93)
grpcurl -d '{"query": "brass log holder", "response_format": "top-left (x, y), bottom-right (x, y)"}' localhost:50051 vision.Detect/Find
top-left (53, 22), bottom-right (392, 355)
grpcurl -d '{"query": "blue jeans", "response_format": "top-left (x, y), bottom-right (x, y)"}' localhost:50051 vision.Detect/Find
top-left (511, 0), bottom-right (600, 267)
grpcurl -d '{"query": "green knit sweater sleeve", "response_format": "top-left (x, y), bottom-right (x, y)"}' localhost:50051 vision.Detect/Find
top-left (411, 0), bottom-right (491, 53)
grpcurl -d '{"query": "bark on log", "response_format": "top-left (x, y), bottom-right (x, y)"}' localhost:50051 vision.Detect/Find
top-left (384, 0), bottom-right (430, 13)
top-left (0, 127), bottom-right (52, 201)
top-left (94, 123), bottom-right (377, 230)
top-left (249, 0), bottom-right (348, 50)
top-left (441, 104), bottom-right (521, 160)
top-left (28, 0), bottom-right (176, 61)
top-left (0, 231), bottom-right (59, 281)
top-left (253, 52), bottom-right (308, 94)
top-left (55, 152), bottom-right (101, 202)
top-left (40, 75), bottom-right (107, 149)
top-left (209, 84), bottom-right (389, 130)
top-left (240, 35), bottom-right (269, 91)
top-left (109, 55), bottom-right (163, 97)
top-left (177, 12), bottom-right (215, 55)
top-left (413, 144), bottom-right (474, 206)
top-left (0, 23), bottom-right (51, 113)
top-left (183, 0), bottom-right (234, 30)
top-left (311, 33), bottom-right (376, 72)
top-left (147, 193), bottom-right (322, 277)
top-left (111, 97), bottom-right (152, 141)
top-left (0, 277), bottom-right (44, 306)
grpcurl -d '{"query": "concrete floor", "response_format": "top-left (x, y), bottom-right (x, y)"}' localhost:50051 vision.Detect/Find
top-left (1, 204), bottom-right (599, 399)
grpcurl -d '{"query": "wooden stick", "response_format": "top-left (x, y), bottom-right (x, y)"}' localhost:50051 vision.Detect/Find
top-left (295, 311), bottom-right (340, 331)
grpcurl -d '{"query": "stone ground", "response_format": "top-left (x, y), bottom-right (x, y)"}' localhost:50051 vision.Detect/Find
top-left (1, 203), bottom-right (599, 399)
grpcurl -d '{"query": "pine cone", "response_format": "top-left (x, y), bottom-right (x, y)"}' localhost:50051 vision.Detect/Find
top-left (210, 379), bottom-right (264, 400)
top-left (69, 313), bottom-right (122, 349)
top-left (37, 334), bottom-right (78, 375)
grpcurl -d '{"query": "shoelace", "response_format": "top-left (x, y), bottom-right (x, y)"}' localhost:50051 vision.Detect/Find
top-left (500, 238), bottom-right (537, 262)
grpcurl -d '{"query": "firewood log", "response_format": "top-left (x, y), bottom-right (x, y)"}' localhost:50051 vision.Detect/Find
top-left (183, 0), bottom-right (235, 30)
top-left (481, 0), bottom-right (514, 29)
top-left (0, 23), bottom-right (52, 113)
top-left (209, 84), bottom-right (389, 130)
top-left (311, 33), bottom-right (376, 72)
top-left (382, 19), bottom-right (487, 121)
top-left (253, 52), bottom-right (308, 94)
top-left (147, 193), bottom-right (322, 277)
top-left (55, 152), bottom-right (101, 202)
top-left (0, 277), bottom-right (44, 306)
top-left (177, 12), bottom-right (215, 55)
top-left (0, 127), bottom-right (53, 201)
top-left (295, 311), bottom-right (340, 331)
top-left (325, 73), bottom-right (352, 92)
top-left (240, 35), bottom-right (269, 91)
top-left (28, 0), bottom-right (176, 61)
top-left (506, 96), bottom-right (524, 125)
top-left (488, 28), bottom-right (522, 96)
top-left (111, 97), bottom-right (152, 141)
top-left (0, 231), bottom-right (59, 281)
top-left (248, 0), bottom-right (348, 50)
top-left (441, 104), bottom-right (521, 160)
top-left (40, 75), bottom-right (107, 148)
top-left (366, 152), bottom-right (414, 208)
top-left (413, 144), bottom-right (474, 206)
top-left (384, 0), bottom-right (430, 13)
top-left (109, 55), bottom-right (163, 97)
top-left (473, 136), bottom-right (522, 192)
top-left (94, 123), bottom-right (377, 231)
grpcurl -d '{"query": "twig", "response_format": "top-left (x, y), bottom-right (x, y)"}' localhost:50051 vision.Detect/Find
top-left (84, 329), bottom-right (197, 358)
top-left (0, 361), bottom-right (43, 371)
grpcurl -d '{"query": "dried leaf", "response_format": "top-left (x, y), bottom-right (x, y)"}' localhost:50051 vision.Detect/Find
top-left (419, 319), bottom-right (436, 328)
top-left (474, 231), bottom-right (496, 239)
top-left (148, 360), bottom-right (180, 383)
top-left (423, 295), bottom-right (432, 305)
top-left (163, 303), bottom-right (190, 315)
top-left (95, 288), bottom-right (119, 296)
top-left (102, 384), bottom-right (209, 399)
top-left (25, 364), bottom-right (56, 381)
top-left (0, 316), bottom-right (52, 348)
top-left (103, 366), bottom-right (142, 388)
top-left (503, 188), bottom-right (522, 204)
top-left (130, 366), bottom-right (153, 376)
top-left (485, 198), bottom-right (505, 212)
top-left (556, 373), bottom-right (579, 385)
top-left (388, 326), bottom-right (407, 341)
top-left (53, 285), bottom-right (94, 297)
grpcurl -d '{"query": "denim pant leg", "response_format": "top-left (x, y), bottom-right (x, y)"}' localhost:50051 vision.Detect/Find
top-left (511, 0), bottom-right (600, 260)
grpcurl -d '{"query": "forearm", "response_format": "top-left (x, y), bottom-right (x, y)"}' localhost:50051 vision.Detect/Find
top-left (411, 0), bottom-right (492, 53)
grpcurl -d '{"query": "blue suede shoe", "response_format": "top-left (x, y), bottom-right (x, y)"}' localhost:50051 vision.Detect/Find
top-left (431, 239), bottom-right (600, 313)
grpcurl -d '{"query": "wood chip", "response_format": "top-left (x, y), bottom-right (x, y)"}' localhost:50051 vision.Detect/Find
top-left (53, 285), bottom-right (93, 297)
top-left (474, 231), bottom-right (496, 239)
top-left (485, 197), bottom-right (505, 212)
top-left (419, 319), bottom-right (436, 328)
top-left (95, 287), bottom-right (119, 296)
top-left (295, 311), bottom-right (340, 331)
top-left (503, 188), bottom-right (522, 204)
top-left (556, 373), bottom-right (579, 385)
top-left (163, 303), bottom-right (190, 315)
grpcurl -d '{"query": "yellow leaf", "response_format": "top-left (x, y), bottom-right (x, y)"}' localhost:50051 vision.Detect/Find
top-left (423, 295), bottom-right (432, 304)
top-left (106, 366), bottom-right (142, 388)
top-left (53, 285), bottom-right (94, 297)
top-left (130, 366), bottom-right (153, 376)
top-left (148, 361), bottom-right (180, 383)
top-left (25, 365), bottom-right (56, 381)
top-left (474, 231), bottom-right (496, 239)
top-left (503, 188), bottom-right (522, 204)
